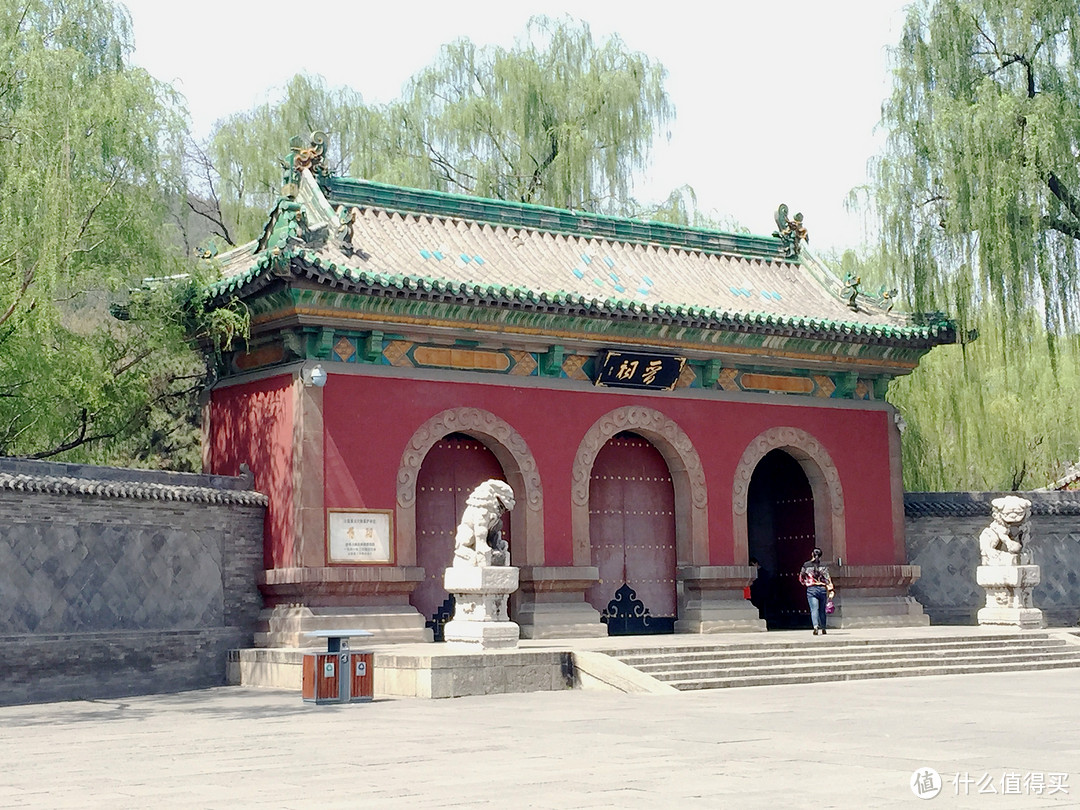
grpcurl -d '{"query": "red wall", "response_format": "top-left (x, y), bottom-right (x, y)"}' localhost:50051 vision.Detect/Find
top-left (322, 374), bottom-right (897, 567)
top-left (207, 376), bottom-right (295, 568)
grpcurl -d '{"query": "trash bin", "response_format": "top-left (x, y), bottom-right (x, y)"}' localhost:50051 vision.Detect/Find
top-left (301, 630), bottom-right (374, 704)
top-left (302, 651), bottom-right (344, 704)
top-left (348, 650), bottom-right (374, 702)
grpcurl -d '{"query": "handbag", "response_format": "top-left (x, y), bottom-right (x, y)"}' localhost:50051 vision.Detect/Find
top-left (825, 599), bottom-right (834, 614)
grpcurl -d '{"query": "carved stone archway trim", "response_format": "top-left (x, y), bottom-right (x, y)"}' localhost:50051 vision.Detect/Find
top-left (570, 406), bottom-right (708, 567)
top-left (396, 408), bottom-right (543, 567)
top-left (731, 426), bottom-right (845, 564)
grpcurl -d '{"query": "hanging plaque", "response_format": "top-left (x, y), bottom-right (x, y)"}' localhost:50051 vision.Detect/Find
top-left (594, 350), bottom-right (686, 391)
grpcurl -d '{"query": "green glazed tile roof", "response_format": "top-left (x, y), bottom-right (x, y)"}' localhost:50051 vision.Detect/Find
top-left (207, 170), bottom-right (956, 348)
top-left (322, 176), bottom-right (784, 261)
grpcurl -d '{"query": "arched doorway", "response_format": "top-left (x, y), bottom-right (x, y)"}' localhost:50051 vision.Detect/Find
top-left (586, 431), bottom-right (677, 634)
top-left (747, 449), bottom-right (816, 629)
top-left (413, 433), bottom-right (510, 640)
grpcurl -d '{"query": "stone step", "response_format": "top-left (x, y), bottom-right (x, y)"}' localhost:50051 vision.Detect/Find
top-left (601, 632), bottom-right (1080, 691)
top-left (603, 632), bottom-right (1053, 660)
top-left (640, 648), bottom-right (1080, 682)
top-left (630, 646), bottom-right (1079, 675)
top-left (617, 638), bottom-right (1070, 667)
top-left (667, 657), bottom-right (1080, 691)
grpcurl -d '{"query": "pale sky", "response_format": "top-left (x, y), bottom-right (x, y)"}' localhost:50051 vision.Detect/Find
top-left (123, 0), bottom-right (911, 253)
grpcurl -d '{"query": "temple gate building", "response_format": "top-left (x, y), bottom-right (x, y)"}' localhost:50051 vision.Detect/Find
top-left (203, 137), bottom-right (956, 645)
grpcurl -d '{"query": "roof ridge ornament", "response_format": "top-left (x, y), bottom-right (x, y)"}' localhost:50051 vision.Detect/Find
top-left (281, 131), bottom-right (328, 199)
top-left (842, 272), bottom-right (861, 311)
top-left (335, 205), bottom-right (357, 256)
top-left (772, 203), bottom-right (808, 258)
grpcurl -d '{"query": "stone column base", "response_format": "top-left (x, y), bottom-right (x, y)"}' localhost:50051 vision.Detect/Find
top-left (830, 565), bottom-right (930, 628)
top-left (832, 595), bottom-right (930, 628)
top-left (515, 566), bottom-right (607, 639)
top-left (674, 603), bottom-right (765, 633)
top-left (676, 566), bottom-right (766, 633)
top-left (517, 602), bottom-right (606, 638)
top-left (977, 606), bottom-right (1046, 628)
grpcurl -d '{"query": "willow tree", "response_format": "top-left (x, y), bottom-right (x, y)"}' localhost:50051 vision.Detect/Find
top-left (196, 74), bottom-right (430, 245)
top-left (0, 0), bottom-right (239, 467)
top-left (200, 16), bottom-right (673, 245)
top-left (873, 0), bottom-right (1080, 335)
top-left (404, 15), bottom-right (671, 210)
top-left (869, 0), bottom-right (1080, 489)
top-left (890, 319), bottom-right (1080, 490)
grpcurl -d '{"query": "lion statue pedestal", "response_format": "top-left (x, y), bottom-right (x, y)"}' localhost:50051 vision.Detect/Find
top-left (443, 479), bottom-right (521, 649)
top-left (443, 566), bottom-right (521, 648)
top-left (976, 565), bottom-right (1044, 628)
top-left (976, 496), bottom-right (1045, 629)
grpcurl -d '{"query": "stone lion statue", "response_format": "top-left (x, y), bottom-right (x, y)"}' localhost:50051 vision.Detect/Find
top-left (452, 480), bottom-right (515, 567)
top-left (979, 495), bottom-right (1032, 566)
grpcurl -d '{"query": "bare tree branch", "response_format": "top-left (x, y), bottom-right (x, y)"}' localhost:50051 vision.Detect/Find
top-left (185, 139), bottom-right (236, 245)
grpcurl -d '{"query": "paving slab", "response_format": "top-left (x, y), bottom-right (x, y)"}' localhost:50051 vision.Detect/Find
top-left (1, 661), bottom-right (1077, 808)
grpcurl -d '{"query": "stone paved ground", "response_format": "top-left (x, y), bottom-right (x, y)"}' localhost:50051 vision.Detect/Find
top-left (1, 667), bottom-right (1077, 809)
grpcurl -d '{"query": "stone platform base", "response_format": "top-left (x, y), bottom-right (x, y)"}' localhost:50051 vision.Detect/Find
top-left (444, 619), bottom-right (521, 649)
top-left (227, 646), bottom-right (572, 699)
top-left (254, 605), bottom-right (431, 647)
top-left (977, 607), bottom-right (1046, 629)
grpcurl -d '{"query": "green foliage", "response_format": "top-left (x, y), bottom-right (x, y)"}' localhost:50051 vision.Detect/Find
top-left (868, 0), bottom-right (1080, 490)
top-left (202, 16), bottom-right (674, 245)
top-left (201, 74), bottom-right (417, 243)
top-left (873, 0), bottom-right (1080, 335)
top-left (404, 16), bottom-right (671, 210)
top-left (890, 313), bottom-right (1080, 490)
top-left (0, 0), bottom-right (233, 469)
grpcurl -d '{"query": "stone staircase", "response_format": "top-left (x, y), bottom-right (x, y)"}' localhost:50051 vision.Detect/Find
top-left (603, 632), bottom-right (1080, 691)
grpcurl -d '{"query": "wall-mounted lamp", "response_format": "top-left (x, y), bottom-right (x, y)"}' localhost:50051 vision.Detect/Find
top-left (301, 363), bottom-right (328, 388)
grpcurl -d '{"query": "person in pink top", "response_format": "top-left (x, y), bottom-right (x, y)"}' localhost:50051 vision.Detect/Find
top-left (798, 548), bottom-right (834, 635)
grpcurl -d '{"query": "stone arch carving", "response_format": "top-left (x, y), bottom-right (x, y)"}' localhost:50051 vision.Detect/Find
top-left (731, 426), bottom-right (845, 564)
top-left (570, 406), bottom-right (708, 567)
top-left (396, 408), bottom-right (543, 566)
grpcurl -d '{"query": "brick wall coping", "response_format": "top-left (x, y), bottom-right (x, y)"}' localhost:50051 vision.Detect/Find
top-left (0, 458), bottom-right (267, 506)
top-left (905, 491), bottom-right (1080, 517)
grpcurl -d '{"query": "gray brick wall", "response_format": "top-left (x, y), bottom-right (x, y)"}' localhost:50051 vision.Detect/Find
top-left (905, 492), bottom-right (1080, 626)
top-left (0, 459), bottom-right (265, 705)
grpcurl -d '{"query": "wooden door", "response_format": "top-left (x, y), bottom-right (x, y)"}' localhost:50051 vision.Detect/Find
top-left (413, 434), bottom-right (507, 638)
top-left (586, 432), bottom-right (677, 634)
top-left (747, 449), bottom-right (816, 629)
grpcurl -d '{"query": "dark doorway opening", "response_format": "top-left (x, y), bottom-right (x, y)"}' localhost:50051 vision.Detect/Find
top-left (747, 449), bottom-right (816, 629)
top-left (586, 431), bottom-right (677, 635)
top-left (413, 433), bottom-right (509, 641)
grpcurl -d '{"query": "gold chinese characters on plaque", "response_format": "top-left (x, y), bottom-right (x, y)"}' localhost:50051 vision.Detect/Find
top-left (327, 509), bottom-right (394, 564)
